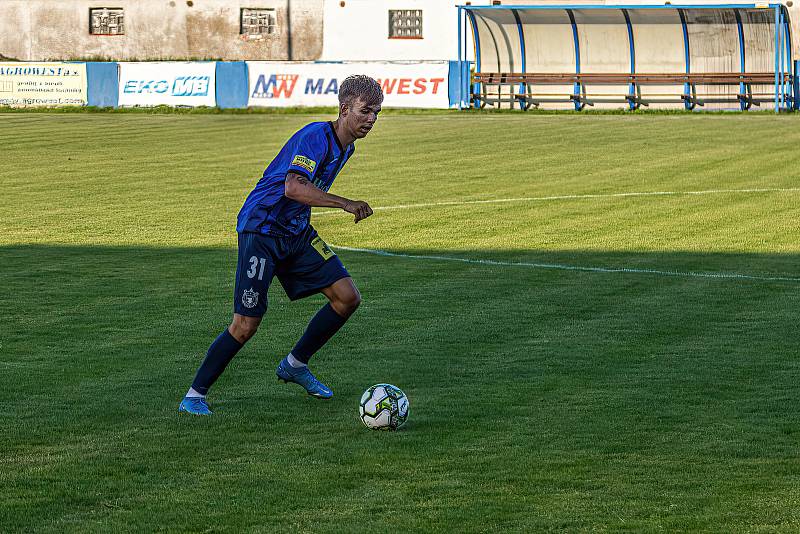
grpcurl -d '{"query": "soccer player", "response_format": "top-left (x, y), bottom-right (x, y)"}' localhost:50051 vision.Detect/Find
top-left (179, 75), bottom-right (383, 415)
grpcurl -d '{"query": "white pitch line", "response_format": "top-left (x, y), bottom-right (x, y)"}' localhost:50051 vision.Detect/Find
top-left (331, 245), bottom-right (800, 283)
top-left (313, 187), bottom-right (800, 216)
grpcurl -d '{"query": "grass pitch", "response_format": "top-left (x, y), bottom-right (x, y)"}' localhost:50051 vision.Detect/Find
top-left (2, 111), bottom-right (800, 532)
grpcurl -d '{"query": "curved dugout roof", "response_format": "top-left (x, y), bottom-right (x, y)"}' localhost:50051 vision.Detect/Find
top-left (458, 4), bottom-right (794, 111)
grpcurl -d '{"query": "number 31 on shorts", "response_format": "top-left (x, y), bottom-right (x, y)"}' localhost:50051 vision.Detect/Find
top-left (247, 256), bottom-right (268, 280)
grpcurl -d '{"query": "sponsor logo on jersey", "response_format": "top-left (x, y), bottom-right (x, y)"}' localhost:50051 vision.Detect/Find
top-left (292, 155), bottom-right (317, 173)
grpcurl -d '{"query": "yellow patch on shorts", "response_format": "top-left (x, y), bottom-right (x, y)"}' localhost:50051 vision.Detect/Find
top-left (311, 236), bottom-right (335, 261)
top-left (292, 155), bottom-right (317, 173)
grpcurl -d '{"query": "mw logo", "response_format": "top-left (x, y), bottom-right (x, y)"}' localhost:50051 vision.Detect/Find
top-left (252, 74), bottom-right (299, 99)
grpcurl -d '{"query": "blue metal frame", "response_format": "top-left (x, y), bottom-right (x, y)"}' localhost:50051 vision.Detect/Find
top-left (622, 9), bottom-right (636, 110)
top-left (460, 4), bottom-right (784, 11)
top-left (781, 6), bottom-right (792, 108)
top-left (780, 7), bottom-right (786, 108)
top-left (456, 6), bottom-right (473, 109)
top-left (457, 6), bottom-right (462, 110)
top-left (794, 60), bottom-right (800, 110)
top-left (567, 9), bottom-right (583, 110)
top-left (512, 9), bottom-right (527, 110)
top-left (734, 10), bottom-right (747, 110)
top-left (774, 5), bottom-right (780, 112)
top-left (784, 7), bottom-right (794, 108)
top-left (465, 9), bottom-right (481, 109)
top-left (460, 3), bottom-right (792, 113)
top-left (677, 9), bottom-right (693, 110)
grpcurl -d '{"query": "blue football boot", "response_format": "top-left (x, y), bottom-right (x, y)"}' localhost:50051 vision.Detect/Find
top-left (276, 358), bottom-right (333, 399)
top-left (179, 396), bottom-right (213, 415)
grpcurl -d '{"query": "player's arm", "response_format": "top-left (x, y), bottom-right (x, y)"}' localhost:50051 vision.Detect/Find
top-left (284, 172), bottom-right (373, 223)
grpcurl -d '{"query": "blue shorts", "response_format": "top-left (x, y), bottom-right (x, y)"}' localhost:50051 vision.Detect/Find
top-left (234, 226), bottom-right (350, 317)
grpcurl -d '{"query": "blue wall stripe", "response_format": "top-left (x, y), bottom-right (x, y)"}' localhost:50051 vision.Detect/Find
top-left (86, 62), bottom-right (118, 108)
top-left (215, 61), bottom-right (248, 109)
top-left (448, 61), bottom-right (459, 107)
top-left (448, 60), bottom-right (473, 108)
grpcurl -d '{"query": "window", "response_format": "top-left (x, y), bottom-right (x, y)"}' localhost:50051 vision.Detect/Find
top-left (90, 8), bottom-right (125, 35)
top-left (241, 8), bottom-right (277, 38)
top-left (389, 10), bottom-right (422, 39)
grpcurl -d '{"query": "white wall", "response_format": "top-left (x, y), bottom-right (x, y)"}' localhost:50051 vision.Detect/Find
top-left (321, 0), bottom-right (466, 61)
top-left (322, 0), bottom-right (798, 62)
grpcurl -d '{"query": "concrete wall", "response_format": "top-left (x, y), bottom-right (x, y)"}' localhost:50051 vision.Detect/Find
top-left (0, 0), bottom-right (323, 61)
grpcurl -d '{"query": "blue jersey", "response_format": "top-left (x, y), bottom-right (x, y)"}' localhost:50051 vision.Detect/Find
top-left (237, 121), bottom-right (355, 236)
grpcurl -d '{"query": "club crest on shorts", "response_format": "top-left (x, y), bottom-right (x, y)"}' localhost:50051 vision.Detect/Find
top-left (242, 287), bottom-right (259, 309)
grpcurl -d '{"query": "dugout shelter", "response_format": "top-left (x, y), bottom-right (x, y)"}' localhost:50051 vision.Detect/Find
top-left (456, 3), bottom-right (796, 111)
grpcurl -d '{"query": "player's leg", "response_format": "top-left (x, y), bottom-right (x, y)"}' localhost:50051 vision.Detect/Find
top-left (186, 314), bottom-right (261, 397)
top-left (291, 277), bottom-right (360, 364)
top-left (180, 232), bottom-right (274, 415)
top-left (276, 278), bottom-right (359, 399)
top-left (275, 230), bottom-right (355, 398)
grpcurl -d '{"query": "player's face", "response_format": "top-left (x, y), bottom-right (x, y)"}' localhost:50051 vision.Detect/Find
top-left (344, 97), bottom-right (382, 139)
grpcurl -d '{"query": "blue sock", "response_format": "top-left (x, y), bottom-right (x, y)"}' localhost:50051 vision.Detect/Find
top-left (292, 303), bottom-right (349, 364)
top-left (191, 329), bottom-right (244, 395)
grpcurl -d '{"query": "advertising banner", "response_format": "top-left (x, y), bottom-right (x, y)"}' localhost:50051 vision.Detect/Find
top-left (0, 63), bottom-right (87, 107)
top-left (118, 62), bottom-right (216, 107)
top-left (247, 62), bottom-right (449, 108)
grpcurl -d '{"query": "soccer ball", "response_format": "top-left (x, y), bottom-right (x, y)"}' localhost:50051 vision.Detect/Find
top-left (359, 383), bottom-right (409, 430)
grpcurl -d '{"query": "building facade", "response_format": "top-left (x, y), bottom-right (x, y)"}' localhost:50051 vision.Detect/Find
top-left (0, 0), bottom-right (323, 61)
top-left (1, 0), bottom-right (796, 62)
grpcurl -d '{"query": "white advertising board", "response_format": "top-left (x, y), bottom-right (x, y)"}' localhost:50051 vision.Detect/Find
top-left (247, 62), bottom-right (449, 108)
top-left (118, 62), bottom-right (216, 107)
top-left (0, 63), bottom-right (87, 107)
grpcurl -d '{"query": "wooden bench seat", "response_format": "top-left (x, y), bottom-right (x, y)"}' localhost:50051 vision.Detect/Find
top-left (473, 72), bottom-right (789, 85)
top-left (469, 71), bottom-right (795, 109)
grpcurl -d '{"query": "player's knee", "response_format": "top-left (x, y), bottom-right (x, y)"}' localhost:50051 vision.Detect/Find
top-left (231, 323), bottom-right (258, 342)
top-left (340, 288), bottom-right (361, 315)
top-left (350, 290), bottom-right (362, 310)
top-left (230, 316), bottom-right (261, 343)
top-left (240, 324), bottom-right (259, 341)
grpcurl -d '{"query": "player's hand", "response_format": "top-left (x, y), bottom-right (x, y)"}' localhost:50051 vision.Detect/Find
top-left (344, 200), bottom-right (373, 223)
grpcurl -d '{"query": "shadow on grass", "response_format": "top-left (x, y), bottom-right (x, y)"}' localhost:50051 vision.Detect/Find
top-left (2, 243), bottom-right (798, 417)
top-left (2, 243), bottom-right (799, 340)
top-left (2, 240), bottom-right (798, 371)
top-left (2, 244), bottom-right (799, 532)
